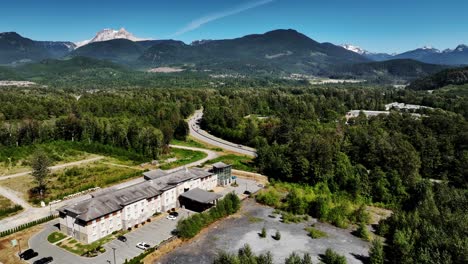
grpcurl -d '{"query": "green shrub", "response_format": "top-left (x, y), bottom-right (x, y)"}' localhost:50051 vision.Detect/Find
top-left (256, 188), bottom-right (281, 207)
top-left (260, 227), bottom-right (267, 238)
top-left (0, 205), bottom-right (23, 219)
top-left (273, 230), bottom-right (281, 240)
top-left (369, 238), bottom-right (384, 264)
top-left (355, 222), bottom-right (371, 241)
top-left (322, 248), bottom-right (347, 264)
top-left (177, 192), bottom-right (240, 239)
top-left (305, 226), bottom-right (327, 238)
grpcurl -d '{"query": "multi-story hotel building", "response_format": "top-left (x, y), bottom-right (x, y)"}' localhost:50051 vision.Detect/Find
top-left (58, 167), bottom-right (219, 244)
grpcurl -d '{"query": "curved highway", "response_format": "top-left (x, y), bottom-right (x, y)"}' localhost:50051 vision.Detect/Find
top-left (188, 109), bottom-right (257, 157)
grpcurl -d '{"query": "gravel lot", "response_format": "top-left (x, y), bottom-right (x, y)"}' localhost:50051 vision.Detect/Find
top-left (156, 199), bottom-right (370, 264)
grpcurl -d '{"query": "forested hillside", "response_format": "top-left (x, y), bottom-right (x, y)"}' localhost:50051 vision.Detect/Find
top-left (0, 82), bottom-right (466, 263)
top-left (408, 66), bottom-right (468, 90)
top-left (201, 86), bottom-right (468, 263)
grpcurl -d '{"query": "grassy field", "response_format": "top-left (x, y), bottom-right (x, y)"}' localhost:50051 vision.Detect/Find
top-left (171, 138), bottom-right (223, 152)
top-left (159, 148), bottom-right (207, 170)
top-left (0, 195), bottom-right (22, 220)
top-left (0, 140), bottom-right (156, 177)
top-left (0, 162), bottom-right (142, 204)
top-left (0, 141), bottom-right (99, 175)
top-left (0, 195), bottom-right (13, 209)
top-left (0, 144), bottom-right (210, 205)
top-left (203, 154), bottom-right (255, 172)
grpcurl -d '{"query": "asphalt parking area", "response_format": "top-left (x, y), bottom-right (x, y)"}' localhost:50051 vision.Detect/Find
top-left (27, 209), bottom-right (190, 264)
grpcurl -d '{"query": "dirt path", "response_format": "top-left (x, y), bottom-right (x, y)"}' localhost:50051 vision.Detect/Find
top-left (0, 145), bottom-right (217, 232)
top-left (0, 186), bottom-right (31, 209)
top-left (0, 156), bottom-right (104, 181)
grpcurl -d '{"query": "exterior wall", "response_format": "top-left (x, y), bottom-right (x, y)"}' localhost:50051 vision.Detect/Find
top-left (214, 167), bottom-right (232, 186)
top-left (161, 188), bottom-right (177, 212)
top-left (59, 172), bottom-right (220, 243)
top-left (87, 210), bottom-right (122, 243)
top-left (122, 198), bottom-right (156, 229)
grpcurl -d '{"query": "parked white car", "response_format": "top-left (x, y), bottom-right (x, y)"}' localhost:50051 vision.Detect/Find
top-left (166, 215), bottom-right (177, 220)
top-left (136, 242), bottom-right (150, 250)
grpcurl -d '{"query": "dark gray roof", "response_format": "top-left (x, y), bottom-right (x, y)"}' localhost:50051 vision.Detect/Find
top-left (179, 188), bottom-right (222, 204)
top-left (61, 168), bottom-right (214, 222)
top-left (143, 169), bottom-right (167, 180)
top-left (61, 181), bottom-right (161, 222)
top-left (212, 162), bottom-right (231, 169)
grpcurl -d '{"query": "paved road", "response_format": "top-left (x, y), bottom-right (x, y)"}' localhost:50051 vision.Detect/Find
top-left (0, 156), bottom-right (104, 181)
top-left (188, 109), bottom-right (257, 157)
top-left (27, 210), bottom-right (189, 264)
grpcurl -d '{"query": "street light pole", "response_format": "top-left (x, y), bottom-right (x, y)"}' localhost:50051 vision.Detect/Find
top-left (112, 247), bottom-right (116, 264)
top-left (18, 238), bottom-right (21, 255)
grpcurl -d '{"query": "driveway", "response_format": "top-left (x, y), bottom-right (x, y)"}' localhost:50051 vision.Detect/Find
top-left (27, 209), bottom-right (190, 264)
top-left (188, 109), bottom-right (257, 157)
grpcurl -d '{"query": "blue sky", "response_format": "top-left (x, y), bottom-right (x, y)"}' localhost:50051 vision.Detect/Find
top-left (1, 0), bottom-right (467, 53)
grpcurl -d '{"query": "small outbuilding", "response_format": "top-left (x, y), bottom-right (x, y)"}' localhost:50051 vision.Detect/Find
top-left (179, 188), bottom-right (222, 212)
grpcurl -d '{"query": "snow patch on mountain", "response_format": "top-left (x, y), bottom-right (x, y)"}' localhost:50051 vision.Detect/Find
top-left (75, 28), bottom-right (149, 48)
top-left (340, 44), bottom-right (368, 55)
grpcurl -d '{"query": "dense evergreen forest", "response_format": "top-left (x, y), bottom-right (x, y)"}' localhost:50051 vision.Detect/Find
top-left (201, 86), bottom-right (468, 263)
top-left (0, 80), bottom-right (467, 263)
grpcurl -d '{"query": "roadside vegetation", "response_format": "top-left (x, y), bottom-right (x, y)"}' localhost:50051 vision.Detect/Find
top-left (256, 182), bottom-right (370, 229)
top-left (203, 154), bottom-right (255, 172)
top-left (0, 196), bottom-right (22, 220)
top-left (177, 192), bottom-right (240, 239)
top-left (213, 244), bottom-right (342, 264)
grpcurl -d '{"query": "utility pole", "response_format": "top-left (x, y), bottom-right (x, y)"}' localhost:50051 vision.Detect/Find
top-left (112, 247), bottom-right (116, 264)
top-left (18, 238), bottom-right (21, 255)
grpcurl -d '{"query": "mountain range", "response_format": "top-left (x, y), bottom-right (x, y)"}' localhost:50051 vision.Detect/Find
top-left (0, 28), bottom-right (463, 81)
top-left (341, 44), bottom-right (468, 65)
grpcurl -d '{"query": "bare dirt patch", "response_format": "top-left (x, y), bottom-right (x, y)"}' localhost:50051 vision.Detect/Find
top-left (0, 224), bottom-right (44, 264)
top-left (147, 67), bottom-right (184, 73)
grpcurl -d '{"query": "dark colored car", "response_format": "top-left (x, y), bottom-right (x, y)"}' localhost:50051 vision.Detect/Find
top-left (33, 256), bottom-right (53, 264)
top-left (169, 211), bottom-right (179, 217)
top-left (117, 235), bottom-right (127, 242)
top-left (19, 249), bottom-right (38, 260)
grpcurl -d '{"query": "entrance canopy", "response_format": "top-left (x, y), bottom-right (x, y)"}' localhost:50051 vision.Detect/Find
top-left (179, 188), bottom-right (222, 204)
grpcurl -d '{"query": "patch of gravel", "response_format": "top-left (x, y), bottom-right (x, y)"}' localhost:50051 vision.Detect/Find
top-left (156, 199), bottom-right (370, 264)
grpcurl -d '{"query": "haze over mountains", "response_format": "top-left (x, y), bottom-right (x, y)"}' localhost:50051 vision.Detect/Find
top-left (0, 28), bottom-right (464, 81)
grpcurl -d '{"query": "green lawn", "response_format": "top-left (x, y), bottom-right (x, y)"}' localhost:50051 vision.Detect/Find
top-left (159, 148), bottom-right (207, 170)
top-left (203, 154), bottom-right (255, 172)
top-left (47, 231), bottom-right (67, 243)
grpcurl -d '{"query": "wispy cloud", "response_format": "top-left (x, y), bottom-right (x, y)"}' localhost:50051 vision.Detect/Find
top-left (171, 0), bottom-right (275, 37)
